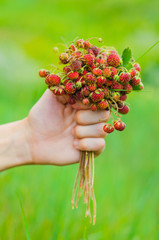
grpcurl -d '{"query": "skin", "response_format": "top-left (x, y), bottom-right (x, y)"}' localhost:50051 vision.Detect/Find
top-left (0, 89), bottom-right (110, 171)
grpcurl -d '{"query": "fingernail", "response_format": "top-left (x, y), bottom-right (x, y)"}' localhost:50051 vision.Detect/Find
top-left (74, 139), bottom-right (79, 148)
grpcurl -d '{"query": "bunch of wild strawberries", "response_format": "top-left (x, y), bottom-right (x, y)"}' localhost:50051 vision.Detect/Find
top-left (39, 38), bottom-right (143, 133)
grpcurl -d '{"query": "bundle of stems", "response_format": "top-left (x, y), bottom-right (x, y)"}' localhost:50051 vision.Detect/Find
top-left (72, 151), bottom-right (96, 225)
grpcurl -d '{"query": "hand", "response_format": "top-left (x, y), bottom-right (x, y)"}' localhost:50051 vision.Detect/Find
top-left (26, 89), bottom-right (110, 166)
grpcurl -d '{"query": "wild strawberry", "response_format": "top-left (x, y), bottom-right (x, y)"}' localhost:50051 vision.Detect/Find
top-left (63, 79), bottom-right (69, 86)
top-left (83, 98), bottom-right (90, 105)
top-left (114, 120), bottom-right (125, 131)
top-left (59, 53), bottom-right (69, 64)
top-left (76, 91), bottom-right (83, 100)
top-left (47, 74), bottom-right (61, 86)
top-left (51, 86), bottom-right (65, 95)
top-left (123, 83), bottom-right (133, 94)
top-left (130, 77), bottom-right (141, 86)
top-left (103, 124), bottom-right (114, 133)
top-left (91, 104), bottom-right (97, 111)
top-left (68, 72), bottom-right (79, 80)
top-left (70, 60), bottom-right (82, 71)
top-left (103, 87), bottom-right (109, 97)
top-left (112, 92), bottom-right (120, 100)
top-left (81, 86), bottom-right (90, 96)
top-left (97, 76), bottom-right (106, 86)
top-left (83, 40), bottom-right (91, 49)
top-left (107, 53), bottom-right (120, 67)
top-left (98, 100), bottom-right (108, 109)
top-left (111, 82), bottom-right (123, 91)
top-left (120, 94), bottom-right (127, 101)
top-left (91, 46), bottom-right (100, 56)
top-left (88, 83), bottom-right (97, 91)
top-left (91, 90), bottom-right (104, 102)
top-left (71, 50), bottom-right (83, 58)
top-left (133, 63), bottom-right (141, 72)
top-left (110, 67), bottom-right (118, 78)
top-left (68, 96), bottom-right (76, 104)
top-left (76, 39), bottom-right (84, 48)
top-left (119, 73), bottom-right (131, 83)
top-left (93, 68), bottom-right (102, 76)
top-left (84, 73), bottom-right (96, 83)
top-left (69, 44), bottom-right (76, 51)
top-left (63, 66), bottom-right (71, 74)
top-left (105, 80), bottom-right (113, 87)
top-left (129, 69), bottom-right (137, 78)
top-left (82, 70), bottom-right (88, 75)
top-left (118, 105), bottom-right (129, 114)
top-left (96, 58), bottom-right (101, 65)
top-left (65, 82), bottom-right (76, 94)
top-left (133, 82), bottom-right (144, 91)
top-left (39, 69), bottom-right (50, 77)
top-left (103, 68), bottom-right (111, 78)
top-left (83, 54), bottom-right (94, 66)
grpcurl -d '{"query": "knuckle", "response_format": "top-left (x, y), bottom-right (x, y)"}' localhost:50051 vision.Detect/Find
top-left (74, 126), bottom-right (81, 138)
top-left (97, 138), bottom-right (105, 150)
top-left (80, 139), bottom-right (89, 151)
top-left (75, 111), bottom-right (82, 124)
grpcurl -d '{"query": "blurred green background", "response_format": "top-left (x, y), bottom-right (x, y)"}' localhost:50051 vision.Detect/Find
top-left (0, 0), bottom-right (159, 239)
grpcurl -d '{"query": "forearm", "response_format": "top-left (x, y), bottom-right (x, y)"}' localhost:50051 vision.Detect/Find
top-left (0, 119), bottom-right (32, 171)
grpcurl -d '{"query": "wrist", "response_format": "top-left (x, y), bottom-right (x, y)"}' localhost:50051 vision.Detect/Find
top-left (0, 119), bottom-right (32, 171)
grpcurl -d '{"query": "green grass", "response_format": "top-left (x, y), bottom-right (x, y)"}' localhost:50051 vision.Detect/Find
top-left (0, 0), bottom-right (159, 239)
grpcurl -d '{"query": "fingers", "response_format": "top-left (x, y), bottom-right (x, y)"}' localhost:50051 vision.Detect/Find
top-left (72, 101), bottom-right (89, 110)
top-left (74, 138), bottom-right (105, 152)
top-left (74, 123), bottom-right (107, 139)
top-left (75, 110), bottom-right (110, 125)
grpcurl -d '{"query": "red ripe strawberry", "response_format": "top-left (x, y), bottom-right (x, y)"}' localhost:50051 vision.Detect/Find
top-left (123, 83), bottom-right (133, 94)
top-left (81, 86), bottom-right (90, 96)
top-left (93, 68), bottom-right (102, 76)
top-left (70, 60), bottom-right (82, 71)
top-left (133, 63), bottom-right (141, 72)
top-left (63, 79), bottom-right (69, 86)
top-left (82, 70), bottom-right (88, 75)
top-left (83, 54), bottom-right (95, 66)
top-left (110, 67), bottom-right (118, 78)
top-left (98, 100), bottom-right (108, 109)
top-left (105, 80), bottom-right (113, 87)
top-left (63, 66), bottom-right (71, 74)
top-left (103, 68), bottom-right (111, 78)
top-left (39, 69), bottom-right (50, 77)
top-left (68, 71), bottom-right (79, 80)
top-left (51, 86), bottom-right (65, 95)
top-left (107, 53), bottom-right (120, 67)
top-left (133, 82), bottom-right (144, 91)
top-left (111, 82), bottom-right (123, 91)
top-left (68, 96), bottom-right (76, 104)
top-left (76, 39), bottom-right (84, 48)
top-left (103, 87), bottom-right (109, 97)
top-left (119, 73), bottom-right (131, 83)
top-left (118, 105), bottom-right (129, 114)
top-left (120, 94), bottom-right (127, 101)
top-left (65, 82), bottom-right (76, 94)
top-left (114, 120), bottom-right (126, 131)
top-left (130, 77), bottom-right (141, 86)
top-left (90, 63), bottom-right (96, 70)
top-left (129, 69), bottom-right (137, 78)
top-left (69, 44), bottom-right (76, 51)
top-left (97, 76), bottom-right (106, 86)
top-left (103, 124), bottom-right (114, 133)
top-left (96, 58), bottom-right (101, 65)
top-left (71, 50), bottom-right (83, 58)
top-left (91, 46), bottom-right (99, 56)
top-left (47, 74), bottom-right (61, 86)
top-left (76, 91), bottom-right (83, 100)
top-left (85, 73), bottom-right (96, 83)
top-left (59, 53), bottom-right (69, 64)
top-left (83, 98), bottom-right (90, 105)
top-left (83, 40), bottom-right (91, 49)
top-left (91, 90), bottom-right (104, 102)
top-left (91, 104), bottom-right (97, 111)
top-left (88, 83), bottom-right (97, 91)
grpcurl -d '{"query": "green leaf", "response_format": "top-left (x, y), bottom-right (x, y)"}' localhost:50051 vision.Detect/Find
top-left (122, 47), bottom-right (132, 66)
